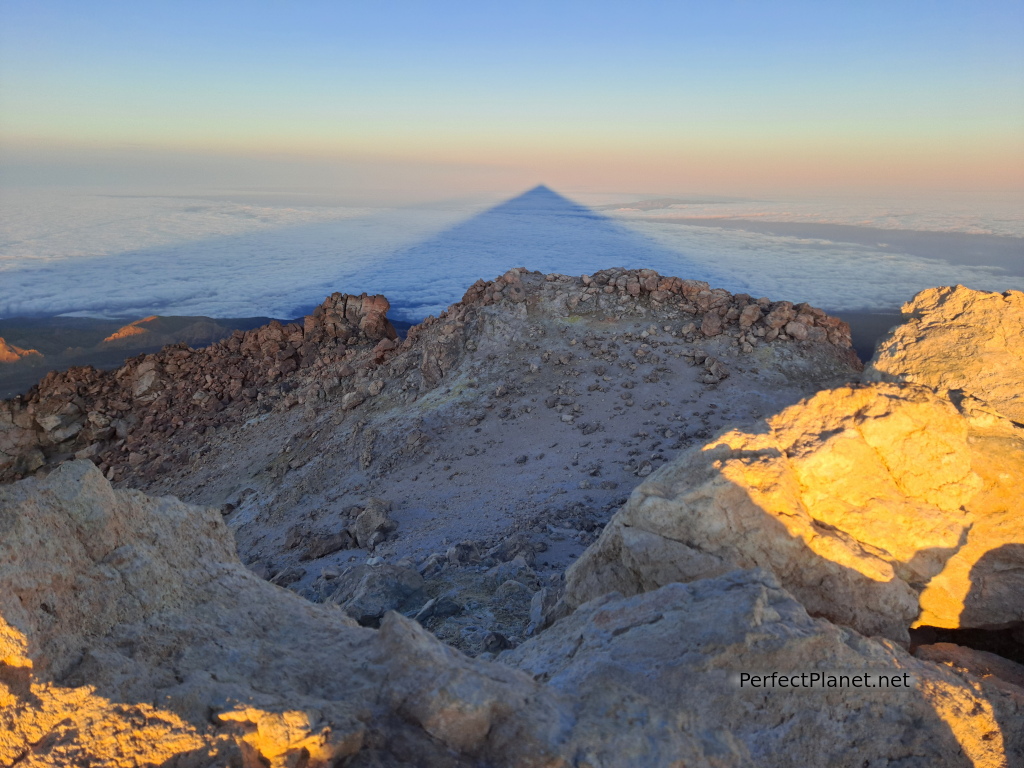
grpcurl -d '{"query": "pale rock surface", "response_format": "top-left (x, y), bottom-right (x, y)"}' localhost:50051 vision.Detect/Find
top-left (564, 383), bottom-right (1024, 644)
top-left (864, 285), bottom-right (1024, 423)
top-left (1, 461), bottom-right (739, 767)
top-left (505, 569), bottom-right (1024, 768)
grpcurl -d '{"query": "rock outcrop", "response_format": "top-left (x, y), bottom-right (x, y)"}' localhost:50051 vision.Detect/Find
top-left (0, 272), bottom-right (856, 487)
top-left (563, 382), bottom-right (1024, 644)
top-left (138, 269), bottom-right (859, 620)
top-left (102, 316), bottom-right (160, 343)
top-left (0, 462), bottom-right (677, 766)
top-left (3, 463), bottom-right (1021, 766)
top-left (506, 570), bottom-right (1024, 768)
top-left (0, 292), bottom-right (396, 480)
top-left (0, 337), bottom-right (42, 364)
top-left (864, 285), bottom-right (1024, 423)
top-left (0, 268), bottom-right (868, 672)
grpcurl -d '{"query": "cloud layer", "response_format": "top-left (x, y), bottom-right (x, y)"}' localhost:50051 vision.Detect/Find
top-left (1, 186), bottom-right (1021, 322)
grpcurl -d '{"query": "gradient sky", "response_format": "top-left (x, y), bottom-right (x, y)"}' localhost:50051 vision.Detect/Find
top-left (1, 0), bottom-right (1022, 197)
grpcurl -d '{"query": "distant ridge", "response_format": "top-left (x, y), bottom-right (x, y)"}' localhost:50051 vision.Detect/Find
top-left (0, 338), bottom-right (42, 364)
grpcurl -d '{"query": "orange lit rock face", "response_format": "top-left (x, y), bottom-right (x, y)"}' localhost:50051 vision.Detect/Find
top-left (0, 338), bottom-right (42, 364)
top-left (565, 382), bottom-right (1024, 644)
top-left (101, 316), bottom-right (159, 343)
top-left (865, 285), bottom-right (1024, 423)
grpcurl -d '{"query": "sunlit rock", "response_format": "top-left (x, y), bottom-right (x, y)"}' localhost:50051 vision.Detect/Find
top-left (0, 338), bottom-right (42, 364)
top-left (864, 285), bottom-right (1024, 423)
top-left (102, 315), bottom-right (159, 343)
top-left (564, 383), bottom-right (1024, 644)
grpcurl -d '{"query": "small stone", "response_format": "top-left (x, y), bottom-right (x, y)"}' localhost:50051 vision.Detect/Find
top-left (269, 566), bottom-right (305, 587)
top-left (701, 314), bottom-right (723, 337)
top-left (785, 320), bottom-right (809, 341)
top-left (482, 632), bottom-right (513, 653)
top-left (341, 391), bottom-right (366, 410)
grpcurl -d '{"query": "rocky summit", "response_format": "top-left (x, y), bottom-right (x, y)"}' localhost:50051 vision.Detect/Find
top-left (1, 272), bottom-right (1023, 767)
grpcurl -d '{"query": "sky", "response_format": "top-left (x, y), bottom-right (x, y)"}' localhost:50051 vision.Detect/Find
top-left (1, 2), bottom-right (1022, 323)
top-left (1, 0), bottom-right (1023, 198)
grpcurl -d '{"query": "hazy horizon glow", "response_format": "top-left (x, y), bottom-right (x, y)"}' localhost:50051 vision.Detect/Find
top-left (2, 1), bottom-right (1022, 198)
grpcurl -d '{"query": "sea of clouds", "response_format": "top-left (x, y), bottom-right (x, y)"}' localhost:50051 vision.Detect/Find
top-left (1, 185), bottom-right (1021, 322)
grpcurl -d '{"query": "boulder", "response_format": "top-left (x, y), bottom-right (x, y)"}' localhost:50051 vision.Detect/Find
top-left (326, 563), bottom-right (427, 627)
top-left (341, 391), bottom-right (366, 410)
top-left (864, 285), bottom-right (1024, 423)
top-left (4, 461), bottom-right (1023, 766)
top-left (505, 569), bottom-right (1024, 768)
top-left (564, 383), bottom-right (1024, 644)
top-left (351, 497), bottom-right (397, 550)
top-left (298, 529), bottom-right (354, 561)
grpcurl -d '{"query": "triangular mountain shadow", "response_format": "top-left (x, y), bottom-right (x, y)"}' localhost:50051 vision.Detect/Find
top-left (302, 185), bottom-right (730, 322)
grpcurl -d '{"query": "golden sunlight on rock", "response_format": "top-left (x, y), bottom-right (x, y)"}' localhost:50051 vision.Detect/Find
top-left (1, 621), bottom-right (220, 768)
top-left (920, 677), bottom-right (1008, 768)
top-left (916, 405), bottom-right (1024, 630)
top-left (6, 459), bottom-right (1021, 765)
top-left (102, 316), bottom-right (159, 343)
top-left (0, 338), bottom-right (42, 364)
top-left (566, 382), bottom-right (1022, 645)
top-left (865, 285), bottom-right (1024, 423)
top-left (216, 707), bottom-right (364, 768)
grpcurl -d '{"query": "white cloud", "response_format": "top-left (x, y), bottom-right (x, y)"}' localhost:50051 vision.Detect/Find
top-left (584, 194), bottom-right (1024, 238)
top-left (1, 186), bottom-right (1022, 322)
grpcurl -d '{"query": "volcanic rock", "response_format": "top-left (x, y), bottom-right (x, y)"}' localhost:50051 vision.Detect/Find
top-left (0, 291), bottom-right (396, 481)
top-left (352, 497), bottom-right (398, 550)
top-left (0, 462), bottom-right (714, 766)
top-left (0, 337), bottom-right (42, 364)
top-left (325, 563), bottom-right (427, 627)
top-left (864, 285), bottom-right (1024, 423)
top-left (563, 382), bottom-right (1024, 644)
top-left (505, 569), bottom-right (1024, 768)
